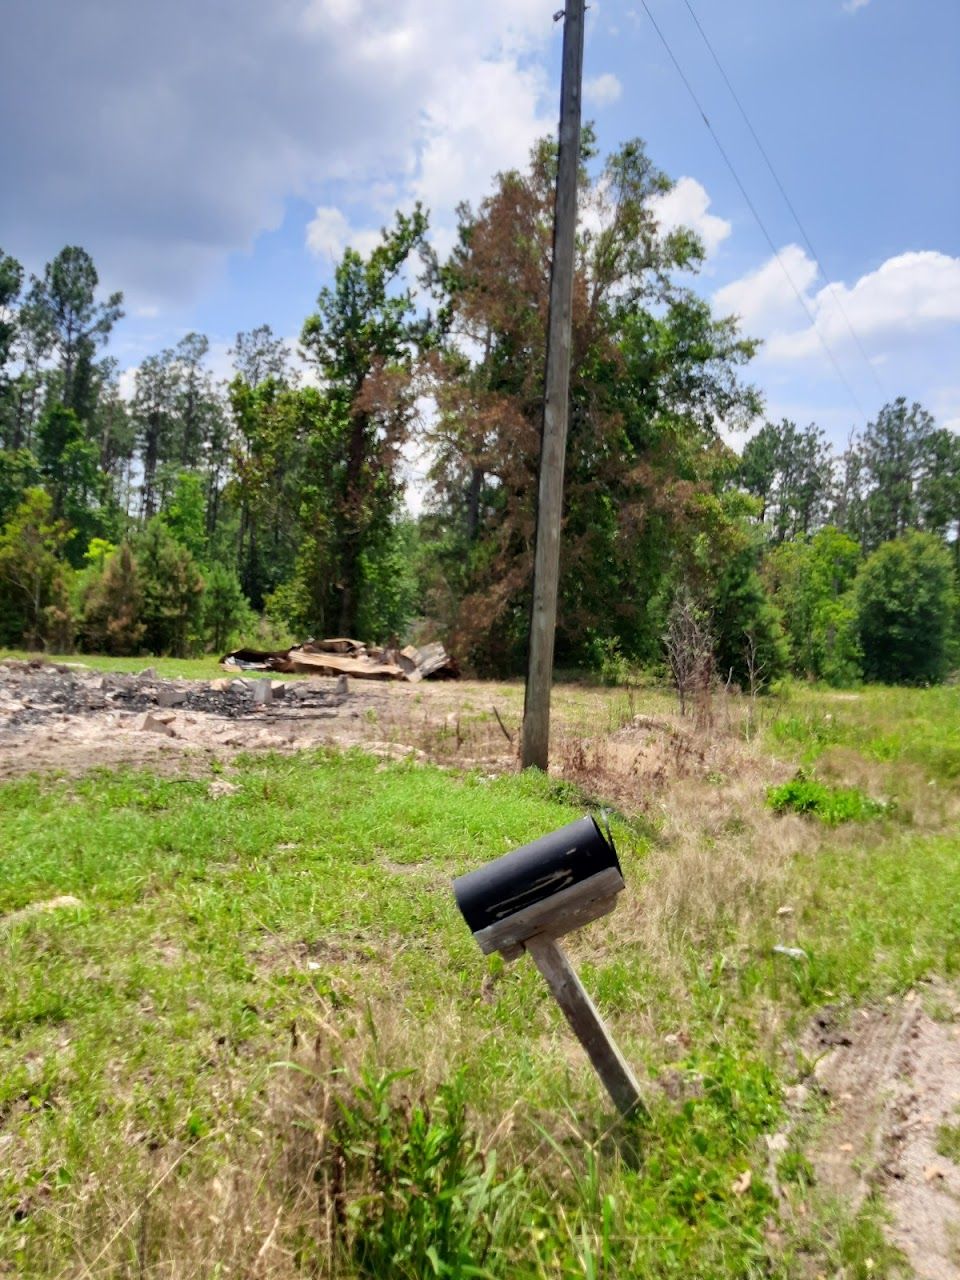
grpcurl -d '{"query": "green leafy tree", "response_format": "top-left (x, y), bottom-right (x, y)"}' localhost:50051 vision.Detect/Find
top-left (736, 419), bottom-right (833, 541)
top-left (78, 541), bottom-right (145, 655)
top-left (855, 531), bottom-right (957, 684)
top-left (0, 447), bottom-right (40, 525)
top-left (0, 487), bottom-right (73, 647)
top-left (136, 518), bottom-right (204, 656)
top-left (859, 399), bottom-right (937, 549)
top-left (35, 403), bottom-right (106, 559)
top-left (425, 135), bottom-right (760, 671)
top-left (765, 527), bottom-right (862, 684)
top-left (830, 434), bottom-right (867, 543)
top-left (5, 286), bottom-right (55, 452)
top-left (160, 471), bottom-right (208, 563)
top-left (300, 207), bottom-right (430, 637)
top-left (89, 362), bottom-right (137, 520)
top-left (133, 350), bottom-right (178, 519)
top-left (231, 325), bottom-right (295, 388)
top-left (708, 518), bottom-right (789, 688)
top-left (230, 376), bottom-right (310, 608)
top-left (202, 562), bottom-right (251, 653)
top-left (917, 427), bottom-right (960, 561)
top-left (0, 249), bottom-right (24, 445)
top-left (24, 246), bottom-right (123, 418)
top-left (356, 516), bottom-right (420, 641)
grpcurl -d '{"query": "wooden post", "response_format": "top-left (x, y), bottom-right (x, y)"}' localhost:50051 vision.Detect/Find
top-left (521, 0), bottom-right (586, 772)
top-left (525, 933), bottom-right (644, 1117)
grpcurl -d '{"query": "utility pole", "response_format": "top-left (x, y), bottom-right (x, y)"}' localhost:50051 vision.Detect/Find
top-left (521, 0), bottom-right (586, 771)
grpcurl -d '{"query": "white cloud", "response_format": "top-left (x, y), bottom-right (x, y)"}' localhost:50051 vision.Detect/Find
top-left (713, 243), bottom-right (818, 330)
top-left (584, 72), bottom-right (623, 107)
top-left (117, 366), bottom-right (138, 402)
top-left (765, 250), bottom-right (960, 360)
top-left (410, 55), bottom-right (552, 235)
top-left (710, 245), bottom-right (960, 442)
top-left (648, 177), bottom-right (732, 259)
top-left (843, 0), bottom-right (871, 12)
top-left (0, 0), bottom-right (558, 304)
top-left (305, 206), bottom-right (384, 262)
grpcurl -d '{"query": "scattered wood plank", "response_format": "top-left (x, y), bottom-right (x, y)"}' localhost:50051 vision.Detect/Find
top-left (220, 639), bottom-right (459, 682)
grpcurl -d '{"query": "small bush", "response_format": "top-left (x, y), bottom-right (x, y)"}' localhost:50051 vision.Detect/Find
top-left (588, 634), bottom-right (636, 686)
top-left (767, 774), bottom-right (891, 825)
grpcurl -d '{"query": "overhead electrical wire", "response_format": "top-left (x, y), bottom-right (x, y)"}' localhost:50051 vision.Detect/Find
top-left (680, 0), bottom-right (884, 398)
top-left (636, 0), bottom-right (869, 422)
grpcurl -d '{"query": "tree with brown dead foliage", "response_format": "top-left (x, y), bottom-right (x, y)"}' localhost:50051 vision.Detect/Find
top-left (421, 134), bottom-right (762, 673)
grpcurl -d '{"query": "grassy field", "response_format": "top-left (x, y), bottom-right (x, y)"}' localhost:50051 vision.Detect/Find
top-left (0, 649), bottom-right (233, 681)
top-left (2, 673), bottom-right (959, 1276)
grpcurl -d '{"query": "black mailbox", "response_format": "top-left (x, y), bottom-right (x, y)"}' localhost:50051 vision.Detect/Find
top-left (453, 815), bottom-right (625, 960)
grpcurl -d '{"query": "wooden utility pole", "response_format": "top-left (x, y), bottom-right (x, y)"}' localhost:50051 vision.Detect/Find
top-left (521, 0), bottom-right (586, 771)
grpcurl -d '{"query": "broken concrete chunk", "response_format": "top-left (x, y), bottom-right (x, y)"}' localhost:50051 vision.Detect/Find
top-left (138, 711), bottom-right (177, 736)
top-left (156, 686), bottom-right (187, 708)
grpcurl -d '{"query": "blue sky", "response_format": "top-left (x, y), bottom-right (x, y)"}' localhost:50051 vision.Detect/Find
top-left (2, 0), bottom-right (958, 448)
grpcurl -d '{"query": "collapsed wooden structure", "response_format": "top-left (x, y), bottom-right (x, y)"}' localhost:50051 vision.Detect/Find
top-left (220, 637), bottom-right (459, 683)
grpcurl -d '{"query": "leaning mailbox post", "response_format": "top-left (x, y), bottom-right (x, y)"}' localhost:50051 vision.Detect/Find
top-left (453, 817), bottom-right (643, 1117)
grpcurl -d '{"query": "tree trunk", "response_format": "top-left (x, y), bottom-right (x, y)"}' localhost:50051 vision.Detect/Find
top-left (336, 407), bottom-right (370, 638)
top-left (466, 465), bottom-right (483, 540)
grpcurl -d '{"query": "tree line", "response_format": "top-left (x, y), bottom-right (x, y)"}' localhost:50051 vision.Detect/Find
top-left (0, 134), bottom-right (957, 686)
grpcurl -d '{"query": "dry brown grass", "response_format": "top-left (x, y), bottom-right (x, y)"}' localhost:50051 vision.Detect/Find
top-left (815, 744), bottom-right (960, 832)
top-left (39, 1003), bottom-right (467, 1280)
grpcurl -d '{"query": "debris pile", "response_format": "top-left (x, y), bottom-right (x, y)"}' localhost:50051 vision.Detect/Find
top-left (221, 638), bottom-right (459, 682)
top-left (0, 658), bottom-right (346, 734)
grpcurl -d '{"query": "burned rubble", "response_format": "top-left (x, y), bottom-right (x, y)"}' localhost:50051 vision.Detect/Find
top-left (0, 658), bottom-right (347, 735)
top-left (0, 649), bottom-right (493, 782)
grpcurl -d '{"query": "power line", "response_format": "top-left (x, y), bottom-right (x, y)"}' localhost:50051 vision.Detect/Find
top-left (637, 0), bottom-right (868, 422)
top-left (680, 0), bottom-right (885, 398)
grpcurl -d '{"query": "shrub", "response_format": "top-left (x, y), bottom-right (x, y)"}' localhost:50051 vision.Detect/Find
top-left (855, 531), bottom-right (957, 684)
top-left (767, 774), bottom-right (891, 825)
top-left (136, 517), bottom-right (204, 656)
top-left (202, 562), bottom-right (253, 653)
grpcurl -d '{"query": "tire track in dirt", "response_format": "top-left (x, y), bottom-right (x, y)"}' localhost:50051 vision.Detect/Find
top-left (807, 990), bottom-right (960, 1279)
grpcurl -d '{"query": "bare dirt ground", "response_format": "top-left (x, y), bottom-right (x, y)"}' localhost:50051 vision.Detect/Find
top-left (804, 988), bottom-right (960, 1278)
top-left (0, 658), bottom-right (522, 780)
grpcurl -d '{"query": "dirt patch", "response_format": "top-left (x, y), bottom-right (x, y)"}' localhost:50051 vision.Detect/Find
top-left (804, 990), bottom-right (960, 1279)
top-left (0, 660), bottom-right (774, 804)
top-left (0, 894), bottom-right (84, 930)
top-left (0, 659), bottom-right (403, 779)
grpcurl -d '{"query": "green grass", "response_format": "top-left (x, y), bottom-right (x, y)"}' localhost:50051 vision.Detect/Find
top-left (3, 677), bottom-right (960, 1276)
top-left (936, 1119), bottom-right (960, 1164)
top-left (0, 647), bottom-right (231, 680)
top-left (769, 682), bottom-right (960, 781)
top-left (0, 753), bottom-right (788, 1277)
top-left (766, 775), bottom-right (892, 824)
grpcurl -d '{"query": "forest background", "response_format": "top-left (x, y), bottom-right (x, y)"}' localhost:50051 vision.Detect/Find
top-left (1, 134), bottom-right (958, 689)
